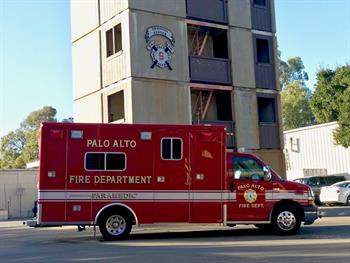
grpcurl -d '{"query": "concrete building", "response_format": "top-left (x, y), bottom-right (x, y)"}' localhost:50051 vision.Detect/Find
top-left (0, 169), bottom-right (38, 219)
top-left (284, 122), bottom-right (350, 181)
top-left (71, 0), bottom-right (285, 176)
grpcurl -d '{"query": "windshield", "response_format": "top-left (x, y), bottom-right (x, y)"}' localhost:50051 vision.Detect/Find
top-left (332, 181), bottom-right (350, 187)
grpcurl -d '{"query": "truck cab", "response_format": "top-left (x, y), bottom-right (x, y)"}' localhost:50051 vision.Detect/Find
top-left (225, 151), bottom-right (318, 234)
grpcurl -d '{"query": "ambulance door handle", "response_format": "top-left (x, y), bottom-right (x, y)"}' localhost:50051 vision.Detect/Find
top-left (230, 181), bottom-right (234, 192)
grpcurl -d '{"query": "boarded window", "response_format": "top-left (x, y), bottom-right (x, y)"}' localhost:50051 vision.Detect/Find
top-left (254, 0), bottom-right (266, 6)
top-left (85, 153), bottom-right (126, 171)
top-left (161, 138), bottom-right (183, 160)
top-left (258, 97), bottom-right (275, 123)
top-left (256, 38), bottom-right (270, 64)
top-left (106, 24), bottom-right (122, 57)
top-left (108, 90), bottom-right (125, 122)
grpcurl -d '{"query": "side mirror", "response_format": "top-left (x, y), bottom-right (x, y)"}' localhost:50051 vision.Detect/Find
top-left (263, 165), bottom-right (272, 181)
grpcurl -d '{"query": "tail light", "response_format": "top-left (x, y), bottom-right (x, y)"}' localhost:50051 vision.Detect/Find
top-left (335, 187), bottom-right (340, 193)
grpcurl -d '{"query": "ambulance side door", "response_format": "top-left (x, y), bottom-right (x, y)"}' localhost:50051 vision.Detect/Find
top-left (227, 154), bottom-right (273, 222)
top-left (153, 130), bottom-right (190, 222)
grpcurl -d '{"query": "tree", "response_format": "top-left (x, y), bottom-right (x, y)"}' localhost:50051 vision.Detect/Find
top-left (333, 87), bottom-right (350, 147)
top-left (279, 56), bottom-right (309, 89)
top-left (0, 106), bottom-right (57, 169)
top-left (281, 81), bottom-right (314, 130)
top-left (310, 65), bottom-right (350, 147)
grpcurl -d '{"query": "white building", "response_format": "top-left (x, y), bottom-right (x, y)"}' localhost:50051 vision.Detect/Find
top-left (284, 122), bottom-right (350, 181)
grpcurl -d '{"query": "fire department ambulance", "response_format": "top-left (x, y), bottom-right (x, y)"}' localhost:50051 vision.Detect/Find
top-left (26, 123), bottom-right (318, 240)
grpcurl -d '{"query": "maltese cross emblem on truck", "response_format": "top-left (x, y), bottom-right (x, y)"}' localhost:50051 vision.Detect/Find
top-left (145, 26), bottom-right (175, 70)
top-left (244, 189), bottom-right (258, 203)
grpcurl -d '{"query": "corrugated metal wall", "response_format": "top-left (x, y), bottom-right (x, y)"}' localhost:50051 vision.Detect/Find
top-left (284, 122), bottom-right (350, 181)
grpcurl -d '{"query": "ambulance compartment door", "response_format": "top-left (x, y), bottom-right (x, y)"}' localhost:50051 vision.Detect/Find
top-left (189, 130), bottom-right (225, 223)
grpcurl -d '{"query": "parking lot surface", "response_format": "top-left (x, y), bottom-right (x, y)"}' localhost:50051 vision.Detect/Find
top-left (0, 207), bottom-right (349, 263)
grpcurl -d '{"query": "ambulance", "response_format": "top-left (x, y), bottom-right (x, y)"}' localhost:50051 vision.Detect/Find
top-left (26, 123), bottom-right (318, 240)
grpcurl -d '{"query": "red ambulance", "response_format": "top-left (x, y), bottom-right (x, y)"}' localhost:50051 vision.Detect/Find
top-left (26, 123), bottom-right (318, 240)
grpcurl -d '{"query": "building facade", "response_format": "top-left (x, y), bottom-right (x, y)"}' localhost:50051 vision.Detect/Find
top-left (284, 122), bottom-right (350, 181)
top-left (71, 0), bottom-right (285, 176)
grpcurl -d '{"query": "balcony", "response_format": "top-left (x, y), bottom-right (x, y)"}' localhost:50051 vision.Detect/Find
top-left (189, 55), bottom-right (232, 85)
top-left (193, 120), bottom-right (235, 149)
top-left (259, 123), bottom-right (280, 149)
top-left (186, 0), bottom-right (228, 24)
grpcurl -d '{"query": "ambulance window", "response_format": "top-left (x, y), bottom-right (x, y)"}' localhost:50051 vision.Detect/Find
top-left (233, 157), bottom-right (264, 180)
top-left (106, 153), bottom-right (126, 171)
top-left (161, 138), bottom-right (182, 160)
top-left (86, 153), bottom-right (105, 170)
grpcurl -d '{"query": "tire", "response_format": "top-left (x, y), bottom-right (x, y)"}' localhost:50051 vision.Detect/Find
top-left (346, 196), bottom-right (350, 206)
top-left (98, 211), bottom-right (132, 241)
top-left (271, 205), bottom-right (301, 235)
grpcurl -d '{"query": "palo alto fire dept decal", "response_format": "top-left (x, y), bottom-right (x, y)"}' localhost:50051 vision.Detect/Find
top-left (244, 189), bottom-right (258, 203)
top-left (145, 26), bottom-right (175, 70)
top-left (238, 183), bottom-right (265, 209)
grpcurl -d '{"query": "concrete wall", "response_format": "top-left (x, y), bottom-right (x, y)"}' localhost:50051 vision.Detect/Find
top-left (131, 79), bottom-right (191, 124)
top-left (229, 27), bottom-right (255, 88)
top-left (233, 88), bottom-right (260, 149)
top-left (102, 79), bottom-right (133, 123)
top-left (72, 30), bottom-right (101, 100)
top-left (101, 10), bottom-right (132, 87)
top-left (129, 10), bottom-right (189, 82)
top-left (70, 0), bottom-right (99, 42)
top-left (0, 169), bottom-right (38, 219)
top-left (74, 92), bottom-right (103, 123)
top-left (228, 0), bottom-right (252, 28)
top-left (100, 0), bottom-right (128, 24)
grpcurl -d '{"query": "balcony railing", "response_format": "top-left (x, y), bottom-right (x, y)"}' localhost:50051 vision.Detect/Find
top-left (186, 0), bottom-right (228, 24)
top-left (193, 120), bottom-right (235, 149)
top-left (259, 123), bottom-right (280, 149)
top-left (189, 55), bottom-right (232, 85)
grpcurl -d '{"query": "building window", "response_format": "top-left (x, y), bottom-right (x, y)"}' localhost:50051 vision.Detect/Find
top-left (256, 38), bottom-right (270, 64)
top-left (253, 0), bottom-right (266, 6)
top-left (85, 152), bottom-right (126, 171)
top-left (108, 90), bottom-right (125, 122)
top-left (258, 97), bottom-right (276, 123)
top-left (161, 138), bottom-right (182, 160)
top-left (106, 24), bottom-right (122, 57)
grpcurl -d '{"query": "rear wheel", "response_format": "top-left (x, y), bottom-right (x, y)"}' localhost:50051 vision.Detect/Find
top-left (271, 205), bottom-right (301, 235)
top-left (98, 211), bottom-right (132, 240)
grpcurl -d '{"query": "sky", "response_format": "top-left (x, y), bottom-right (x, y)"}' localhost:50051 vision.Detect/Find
top-left (0, 0), bottom-right (349, 138)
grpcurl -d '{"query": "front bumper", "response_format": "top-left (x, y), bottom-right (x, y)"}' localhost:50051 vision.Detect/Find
top-left (303, 205), bottom-right (320, 225)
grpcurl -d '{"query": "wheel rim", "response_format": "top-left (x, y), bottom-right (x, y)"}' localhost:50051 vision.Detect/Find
top-left (106, 215), bottom-right (126, 236)
top-left (277, 211), bottom-right (296, 231)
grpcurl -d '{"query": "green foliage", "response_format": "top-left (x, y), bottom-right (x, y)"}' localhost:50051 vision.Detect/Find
top-left (310, 65), bottom-right (350, 147)
top-left (0, 106), bottom-right (57, 169)
top-left (281, 81), bottom-right (314, 130)
top-left (279, 56), bottom-right (309, 89)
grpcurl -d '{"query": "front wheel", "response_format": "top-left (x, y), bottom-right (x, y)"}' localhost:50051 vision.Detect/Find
top-left (271, 205), bottom-right (301, 235)
top-left (346, 196), bottom-right (350, 206)
top-left (98, 211), bottom-right (132, 240)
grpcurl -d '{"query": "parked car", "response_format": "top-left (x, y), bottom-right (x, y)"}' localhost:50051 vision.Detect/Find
top-left (293, 175), bottom-right (346, 204)
top-left (320, 181), bottom-right (350, 206)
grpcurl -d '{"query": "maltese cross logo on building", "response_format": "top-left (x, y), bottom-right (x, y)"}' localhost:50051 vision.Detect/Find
top-left (145, 26), bottom-right (175, 70)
